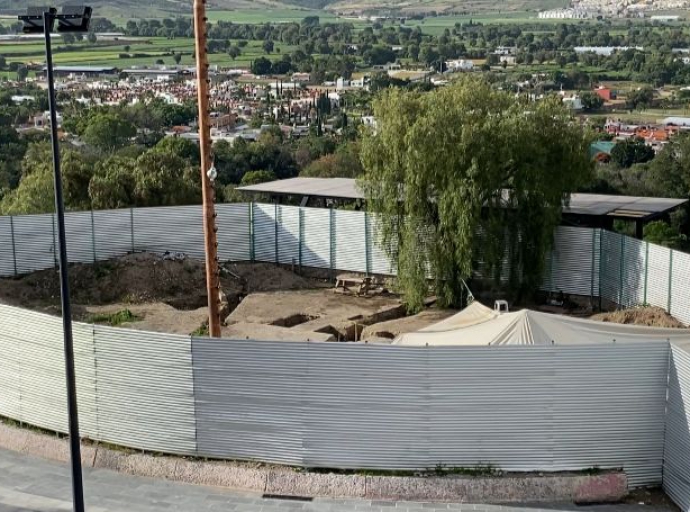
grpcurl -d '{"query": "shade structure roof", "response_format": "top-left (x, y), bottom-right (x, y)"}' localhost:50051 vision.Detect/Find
top-left (237, 178), bottom-right (687, 219)
top-left (393, 302), bottom-right (690, 346)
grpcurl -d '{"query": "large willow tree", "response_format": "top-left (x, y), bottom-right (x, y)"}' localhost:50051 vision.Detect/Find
top-left (360, 76), bottom-right (594, 311)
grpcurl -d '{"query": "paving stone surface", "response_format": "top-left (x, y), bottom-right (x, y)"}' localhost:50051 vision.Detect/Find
top-left (0, 448), bottom-right (675, 512)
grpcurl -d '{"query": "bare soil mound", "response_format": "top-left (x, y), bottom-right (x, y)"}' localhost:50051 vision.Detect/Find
top-left (0, 253), bottom-right (326, 314)
top-left (591, 307), bottom-right (685, 328)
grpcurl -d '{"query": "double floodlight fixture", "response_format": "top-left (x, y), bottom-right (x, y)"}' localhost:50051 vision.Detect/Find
top-left (19, 5), bottom-right (92, 34)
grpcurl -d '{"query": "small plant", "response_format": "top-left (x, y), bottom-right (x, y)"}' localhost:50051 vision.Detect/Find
top-left (191, 322), bottom-right (210, 337)
top-left (582, 466), bottom-right (603, 475)
top-left (86, 309), bottom-right (140, 326)
top-left (431, 463), bottom-right (500, 477)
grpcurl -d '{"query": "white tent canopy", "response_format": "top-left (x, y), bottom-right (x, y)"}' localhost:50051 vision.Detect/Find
top-left (393, 302), bottom-right (690, 346)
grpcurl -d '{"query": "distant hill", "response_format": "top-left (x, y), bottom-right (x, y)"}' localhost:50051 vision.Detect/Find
top-left (0, 0), bottom-right (569, 19)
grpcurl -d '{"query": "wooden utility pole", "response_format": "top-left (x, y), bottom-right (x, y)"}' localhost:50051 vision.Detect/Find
top-left (193, 0), bottom-right (222, 337)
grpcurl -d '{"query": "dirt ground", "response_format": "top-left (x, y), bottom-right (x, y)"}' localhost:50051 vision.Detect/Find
top-left (591, 307), bottom-right (685, 328)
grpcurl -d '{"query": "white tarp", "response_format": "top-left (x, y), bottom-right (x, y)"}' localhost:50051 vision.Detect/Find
top-left (394, 302), bottom-right (690, 346)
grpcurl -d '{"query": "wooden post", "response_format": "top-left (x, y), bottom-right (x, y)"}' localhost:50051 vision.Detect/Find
top-left (194, 0), bottom-right (222, 338)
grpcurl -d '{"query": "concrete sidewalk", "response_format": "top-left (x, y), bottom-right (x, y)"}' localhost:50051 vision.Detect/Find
top-left (0, 448), bottom-right (674, 512)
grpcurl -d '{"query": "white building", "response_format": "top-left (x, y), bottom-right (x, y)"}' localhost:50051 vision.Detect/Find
top-left (538, 8), bottom-right (592, 18)
top-left (445, 59), bottom-right (475, 72)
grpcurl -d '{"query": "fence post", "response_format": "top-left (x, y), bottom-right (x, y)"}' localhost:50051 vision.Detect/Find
top-left (51, 213), bottom-right (57, 267)
top-left (618, 234), bottom-right (625, 307)
top-left (274, 203), bottom-right (279, 265)
top-left (668, 249), bottom-right (674, 314)
top-left (364, 211), bottom-right (371, 276)
top-left (298, 207), bottom-right (303, 269)
top-left (642, 242), bottom-right (649, 306)
top-left (130, 208), bottom-right (135, 253)
top-left (249, 202), bottom-right (255, 262)
top-left (9, 216), bottom-right (17, 277)
top-left (329, 208), bottom-right (335, 277)
top-left (590, 229), bottom-right (596, 302)
top-left (90, 210), bottom-right (97, 263)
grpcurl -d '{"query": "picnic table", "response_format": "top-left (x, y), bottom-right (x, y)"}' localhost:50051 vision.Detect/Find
top-left (335, 275), bottom-right (373, 296)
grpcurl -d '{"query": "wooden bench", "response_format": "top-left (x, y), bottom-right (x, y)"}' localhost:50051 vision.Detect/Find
top-left (335, 275), bottom-right (373, 296)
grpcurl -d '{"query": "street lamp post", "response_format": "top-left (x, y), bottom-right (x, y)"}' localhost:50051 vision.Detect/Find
top-left (19, 7), bottom-right (93, 512)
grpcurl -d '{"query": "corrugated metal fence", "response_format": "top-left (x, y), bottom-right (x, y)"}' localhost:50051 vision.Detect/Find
top-left (3, 204), bottom-right (690, 325)
top-left (664, 341), bottom-right (690, 511)
top-left (0, 304), bottom-right (672, 488)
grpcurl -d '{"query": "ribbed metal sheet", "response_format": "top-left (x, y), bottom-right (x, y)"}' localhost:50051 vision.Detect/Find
top-left (132, 206), bottom-right (205, 259)
top-left (664, 342), bottom-right (690, 512)
top-left (61, 211), bottom-right (96, 264)
top-left (92, 326), bottom-right (197, 454)
top-left (543, 227), bottom-right (599, 296)
top-left (0, 305), bottom-right (98, 438)
top-left (216, 203), bottom-right (251, 262)
top-left (0, 216), bottom-right (15, 277)
top-left (192, 338), bottom-right (669, 485)
top-left (620, 237), bottom-right (646, 308)
top-left (276, 205), bottom-right (300, 266)
top-left (369, 215), bottom-right (397, 275)
top-left (333, 210), bottom-right (367, 272)
top-left (301, 208), bottom-right (332, 269)
top-left (670, 252), bottom-right (690, 326)
top-left (93, 209), bottom-right (134, 260)
top-left (252, 203), bottom-right (277, 263)
top-left (599, 231), bottom-right (623, 306)
top-left (646, 243), bottom-right (672, 310)
top-left (11, 213), bottom-right (56, 274)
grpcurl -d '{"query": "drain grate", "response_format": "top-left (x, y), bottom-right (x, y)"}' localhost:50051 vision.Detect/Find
top-left (262, 494), bottom-right (314, 502)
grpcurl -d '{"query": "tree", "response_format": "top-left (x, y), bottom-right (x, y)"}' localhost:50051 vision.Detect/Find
top-left (360, 76), bottom-right (594, 312)
top-left (300, 142), bottom-right (363, 178)
top-left (610, 137), bottom-right (655, 168)
top-left (580, 91), bottom-right (604, 111)
top-left (262, 39), bottom-right (274, 54)
top-left (227, 46), bottom-right (241, 60)
top-left (87, 32), bottom-right (97, 44)
top-left (82, 113), bottom-right (137, 152)
top-left (251, 57), bottom-right (272, 76)
top-left (62, 33), bottom-right (76, 44)
top-left (173, 52), bottom-right (182, 65)
top-left (240, 170), bottom-right (277, 186)
top-left (132, 151), bottom-right (200, 206)
top-left (626, 87), bottom-right (654, 111)
top-left (643, 221), bottom-right (687, 250)
top-left (16, 65), bottom-right (28, 82)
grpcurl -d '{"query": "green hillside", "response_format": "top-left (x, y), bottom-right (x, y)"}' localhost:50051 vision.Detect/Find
top-left (1, 0), bottom-right (569, 19)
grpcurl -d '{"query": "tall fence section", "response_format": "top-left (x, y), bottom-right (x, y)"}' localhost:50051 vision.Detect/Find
top-left (0, 304), bottom-right (676, 488)
top-left (1, 204), bottom-right (690, 508)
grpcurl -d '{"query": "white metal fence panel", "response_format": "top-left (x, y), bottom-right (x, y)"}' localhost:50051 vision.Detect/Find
top-left (664, 341), bottom-right (690, 512)
top-left (62, 211), bottom-right (96, 264)
top-left (646, 243), bottom-right (672, 311)
top-left (600, 231), bottom-right (623, 306)
top-left (0, 216), bottom-right (16, 277)
top-left (620, 237), bottom-right (646, 308)
top-left (216, 203), bottom-right (251, 262)
top-left (12, 213), bottom-right (55, 274)
top-left (191, 338), bottom-right (669, 484)
top-left (0, 305), bottom-right (98, 437)
top-left (252, 203), bottom-right (277, 263)
top-left (670, 252), bottom-right (690, 326)
top-left (550, 343), bottom-right (669, 486)
top-left (543, 227), bottom-right (599, 297)
top-left (93, 209), bottom-right (134, 261)
top-left (334, 209), bottom-right (367, 272)
top-left (369, 215), bottom-right (396, 276)
top-left (92, 326), bottom-right (197, 454)
top-left (276, 205), bottom-right (301, 266)
top-left (301, 208), bottom-right (332, 270)
top-left (192, 338), bottom-right (308, 465)
top-left (132, 206), bottom-right (205, 259)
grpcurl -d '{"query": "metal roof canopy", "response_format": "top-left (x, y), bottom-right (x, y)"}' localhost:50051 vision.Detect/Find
top-left (238, 178), bottom-right (688, 219)
top-left (43, 65), bottom-right (116, 73)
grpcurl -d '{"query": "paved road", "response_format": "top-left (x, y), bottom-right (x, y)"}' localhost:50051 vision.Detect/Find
top-left (0, 448), bottom-right (674, 512)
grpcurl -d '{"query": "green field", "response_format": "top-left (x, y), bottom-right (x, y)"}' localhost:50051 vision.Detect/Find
top-left (0, 37), bottom-right (300, 68)
top-left (206, 8), bottom-right (341, 23)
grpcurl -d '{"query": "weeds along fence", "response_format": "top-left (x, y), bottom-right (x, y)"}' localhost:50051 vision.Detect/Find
top-left (1, 203), bottom-right (690, 324)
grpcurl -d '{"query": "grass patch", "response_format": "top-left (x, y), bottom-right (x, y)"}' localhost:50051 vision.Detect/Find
top-left (86, 309), bottom-right (141, 326)
top-left (191, 322), bottom-right (210, 337)
top-left (308, 463), bottom-right (501, 478)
